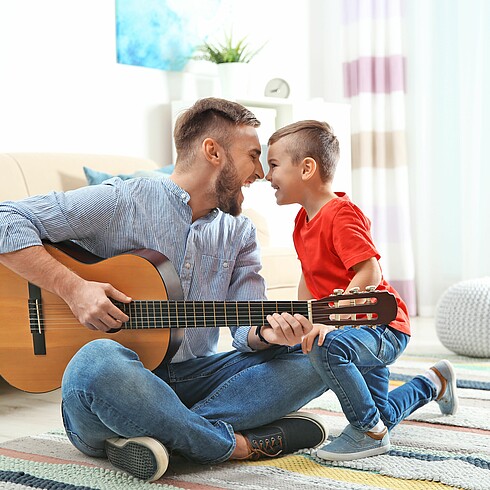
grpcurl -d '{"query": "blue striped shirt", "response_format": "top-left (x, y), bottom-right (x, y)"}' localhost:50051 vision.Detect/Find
top-left (0, 177), bottom-right (267, 361)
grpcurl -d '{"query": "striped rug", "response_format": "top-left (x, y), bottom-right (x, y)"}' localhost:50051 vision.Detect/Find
top-left (1, 354), bottom-right (489, 490)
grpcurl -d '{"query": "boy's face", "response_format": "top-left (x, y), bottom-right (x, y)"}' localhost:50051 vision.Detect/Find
top-left (266, 138), bottom-right (303, 206)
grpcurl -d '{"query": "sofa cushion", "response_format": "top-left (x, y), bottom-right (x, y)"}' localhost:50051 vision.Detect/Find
top-left (83, 165), bottom-right (175, 185)
top-left (1, 153), bottom-right (161, 197)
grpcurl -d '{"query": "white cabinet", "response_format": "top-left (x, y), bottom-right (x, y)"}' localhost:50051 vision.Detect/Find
top-left (171, 97), bottom-right (351, 193)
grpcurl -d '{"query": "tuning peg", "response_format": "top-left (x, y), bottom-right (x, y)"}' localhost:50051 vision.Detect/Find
top-left (347, 288), bottom-right (360, 322)
top-left (331, 289), bottom-right (344, 323)
top-left (364, 286), bottom-right (376, 320)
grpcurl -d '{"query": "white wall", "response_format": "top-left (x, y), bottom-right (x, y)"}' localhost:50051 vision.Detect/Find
top-left (0, 1), bottom-right (172, 164)
top-left (0, 0), bottom-right (344, 165)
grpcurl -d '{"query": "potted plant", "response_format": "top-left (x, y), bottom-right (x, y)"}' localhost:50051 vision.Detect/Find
top-left (194, 33), bottom-right (264, 64)
top-left (193, 33), bottom-right (265, 97)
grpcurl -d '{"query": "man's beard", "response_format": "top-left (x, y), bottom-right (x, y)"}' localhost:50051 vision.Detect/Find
top-left (215, 154), bottom-right (243, 216)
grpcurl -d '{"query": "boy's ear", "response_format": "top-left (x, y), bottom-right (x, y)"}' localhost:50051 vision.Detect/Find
top-left (301, 157), bottom-right (317, 181)
top-left (202, 138), bottom-right (222, 167)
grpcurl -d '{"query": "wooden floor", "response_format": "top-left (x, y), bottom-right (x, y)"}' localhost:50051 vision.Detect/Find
top-left (0, 317), bottom-right (450, 443)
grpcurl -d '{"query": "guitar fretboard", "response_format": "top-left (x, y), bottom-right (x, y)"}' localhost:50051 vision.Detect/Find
top-left (114, 300), bottom-right (309, 329)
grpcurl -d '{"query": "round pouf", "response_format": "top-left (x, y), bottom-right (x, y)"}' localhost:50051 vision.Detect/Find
top-left (435, 277), bottom-right (490, 358)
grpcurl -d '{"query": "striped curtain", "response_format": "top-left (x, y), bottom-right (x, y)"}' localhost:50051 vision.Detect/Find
top-left (342, 0), bottom-right (416, 315)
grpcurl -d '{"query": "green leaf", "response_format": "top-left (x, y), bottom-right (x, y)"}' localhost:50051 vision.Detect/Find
top-left (192, 32), bottom-right (266, 64)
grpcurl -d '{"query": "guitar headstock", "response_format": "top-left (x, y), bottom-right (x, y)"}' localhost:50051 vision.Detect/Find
top-left (311, 288), bottom-right (398, 327)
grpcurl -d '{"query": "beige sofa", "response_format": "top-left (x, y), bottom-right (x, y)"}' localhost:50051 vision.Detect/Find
top-left (0, 152), bottom-right (300, 300)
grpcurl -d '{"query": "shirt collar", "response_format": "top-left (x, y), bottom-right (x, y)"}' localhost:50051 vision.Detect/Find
top-left (161, 178), bottom-right (219, 221)
top-left (162, 177), bottom-right (190, 204)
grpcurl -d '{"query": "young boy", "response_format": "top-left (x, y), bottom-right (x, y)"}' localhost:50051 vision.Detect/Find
top-left (262, 120), bottom-right (458, 461)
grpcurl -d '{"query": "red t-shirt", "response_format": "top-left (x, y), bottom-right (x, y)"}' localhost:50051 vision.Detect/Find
top-left (293, 193), bottom-right (410, 335)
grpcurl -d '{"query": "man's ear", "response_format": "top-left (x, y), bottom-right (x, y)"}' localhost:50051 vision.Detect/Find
top-left (202, 138), bottom-right (222, 167)
top-left (301, 157), bottom-right (317, 181)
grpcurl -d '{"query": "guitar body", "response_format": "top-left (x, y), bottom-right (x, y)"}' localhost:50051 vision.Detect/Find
top-left (0, 242), bottom-right (184, 393)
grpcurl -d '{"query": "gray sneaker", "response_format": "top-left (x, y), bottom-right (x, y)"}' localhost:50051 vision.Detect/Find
top-left (430, 359), bottom-right (459, 415)
top-left (105, 437), bottom-right (169, 482)
top-left (316, 424), bottom-right (390, 461)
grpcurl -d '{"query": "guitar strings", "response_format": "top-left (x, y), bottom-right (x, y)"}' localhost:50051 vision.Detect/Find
top-left (34, 308), bottom-right (376, 316)
top-left (28, 313), bottom-right (377, 329)
top-left (26, 297), bottom-right (381, 330)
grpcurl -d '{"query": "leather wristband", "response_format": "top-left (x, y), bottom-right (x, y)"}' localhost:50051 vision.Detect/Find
top-left (256, 325), bottom-right (272, 345)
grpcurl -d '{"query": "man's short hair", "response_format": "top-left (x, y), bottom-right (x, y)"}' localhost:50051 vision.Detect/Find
top-left (174, 98), bottom-right (261, 164)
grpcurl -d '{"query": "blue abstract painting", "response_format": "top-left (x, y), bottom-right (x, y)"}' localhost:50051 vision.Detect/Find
top-left (116, 0), bottom-right (223, 71)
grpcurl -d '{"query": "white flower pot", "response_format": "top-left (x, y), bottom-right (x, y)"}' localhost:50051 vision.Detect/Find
top-left (217, 62), bottom-right (250, 99)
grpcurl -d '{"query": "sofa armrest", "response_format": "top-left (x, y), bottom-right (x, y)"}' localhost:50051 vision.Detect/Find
top-left (0, 154), bottom-right (30, 201)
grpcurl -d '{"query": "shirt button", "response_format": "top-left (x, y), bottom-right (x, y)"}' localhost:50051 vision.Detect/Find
top-left (181, 193), bottom-right (186, 200)
top-left (223, 262), bottom-right (228, 268)
top-left (185, 262), bottom-right (191, 269)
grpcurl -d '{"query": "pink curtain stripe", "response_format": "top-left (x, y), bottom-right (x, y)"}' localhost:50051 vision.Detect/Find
top-left (343, 0), bottom-right (402, 24)
top-left (343, 56), bottom-right (406, 98)
top-left (342, 0), bottom-right (416, 315)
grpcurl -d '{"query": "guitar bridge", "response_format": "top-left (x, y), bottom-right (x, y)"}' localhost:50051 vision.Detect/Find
top-left (28, 283), bottom-right (46, 355)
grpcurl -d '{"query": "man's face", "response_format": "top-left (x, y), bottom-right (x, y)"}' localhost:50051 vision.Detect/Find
top-left (215, 125), bottom-right (263, 216)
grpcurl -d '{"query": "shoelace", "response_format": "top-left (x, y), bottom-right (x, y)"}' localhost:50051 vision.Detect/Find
top-left (247, 435), bottom-right (283, 460)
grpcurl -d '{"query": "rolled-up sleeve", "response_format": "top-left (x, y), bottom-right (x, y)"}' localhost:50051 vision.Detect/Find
top-left (0, 183), bottom-right (119, 253)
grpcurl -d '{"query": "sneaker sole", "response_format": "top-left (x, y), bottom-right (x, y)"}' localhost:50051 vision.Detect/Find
top-left (105, 437), bottom-right (169, 482)
top-left (316, 443), bottom-right (391, 461)
top-left (283, 411), bottom-right (329, 448)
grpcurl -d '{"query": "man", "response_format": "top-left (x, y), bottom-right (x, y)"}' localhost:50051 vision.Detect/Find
top-left (0, 98), bottom-right (327, 482)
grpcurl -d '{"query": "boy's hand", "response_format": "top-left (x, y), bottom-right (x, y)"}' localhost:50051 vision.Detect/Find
top-left (301, 324), bottom-right (336, 354)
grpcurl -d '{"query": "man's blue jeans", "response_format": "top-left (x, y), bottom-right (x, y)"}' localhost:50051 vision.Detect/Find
top-left (61, 339), bottom-right (327, 465)
top-left (308, 325), bottom-right (437, 432)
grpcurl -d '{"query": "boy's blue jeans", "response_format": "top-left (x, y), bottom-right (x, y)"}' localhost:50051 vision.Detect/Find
top-left (308, 325), bottom-right (437, 432)
top-left (61, 339), bottom-right (327, 465)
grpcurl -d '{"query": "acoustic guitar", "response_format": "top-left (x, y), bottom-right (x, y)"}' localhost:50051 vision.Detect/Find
top-left (0, 241), bottom-right (398, 393)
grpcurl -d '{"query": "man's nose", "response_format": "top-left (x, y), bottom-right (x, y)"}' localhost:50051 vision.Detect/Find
top-left (255, 159), bottom-right (265, 180)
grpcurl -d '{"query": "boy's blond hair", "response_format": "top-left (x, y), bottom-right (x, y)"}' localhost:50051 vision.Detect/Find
top-left (268, 120), bottom-right (340, 183)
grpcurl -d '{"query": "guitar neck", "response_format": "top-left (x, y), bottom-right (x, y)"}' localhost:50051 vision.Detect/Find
top-left (115, 300), bottom-right (309, 329)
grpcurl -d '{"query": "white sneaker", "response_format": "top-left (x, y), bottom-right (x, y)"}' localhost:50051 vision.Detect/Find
top-left (105, 436), bottom-right (169, 481)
